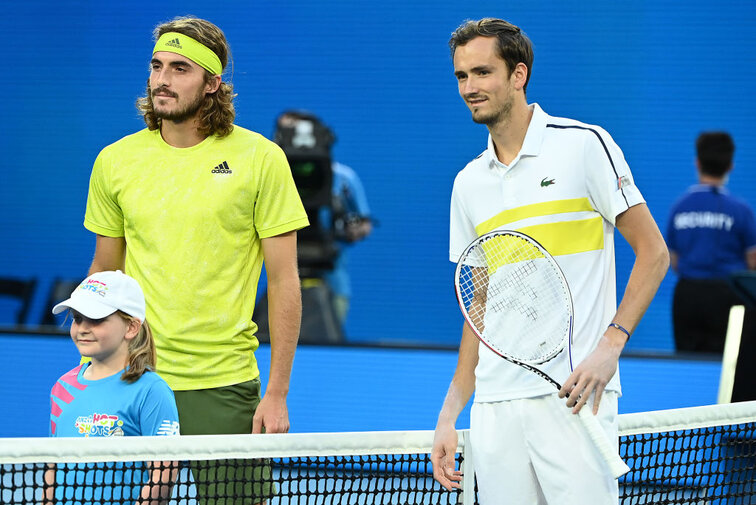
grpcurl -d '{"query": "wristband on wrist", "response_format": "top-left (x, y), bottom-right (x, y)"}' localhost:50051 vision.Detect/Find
top-left (608, 322), bottom-right (631, 340)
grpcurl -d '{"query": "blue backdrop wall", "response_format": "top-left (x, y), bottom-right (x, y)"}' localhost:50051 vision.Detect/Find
top-left (1, 1), bottom-right (755, 351)
top-left (0, 335), bottom-right (724, 437)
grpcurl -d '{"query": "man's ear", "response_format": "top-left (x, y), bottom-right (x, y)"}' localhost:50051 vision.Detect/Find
top-left (206, 74), bottom-right (222, 94)
top-left (512, 62), bottom-right (529, 91)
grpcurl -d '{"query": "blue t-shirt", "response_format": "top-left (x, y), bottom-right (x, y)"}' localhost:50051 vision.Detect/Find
top-left (49, 363), bottom-right (180, 504)
top-left (326, 161), bottom-right (371, 297)
top-left (667, 184), bottom-right (756, 279)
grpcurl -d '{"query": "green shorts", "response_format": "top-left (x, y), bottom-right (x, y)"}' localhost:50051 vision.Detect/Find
top-left (174, 380), bottom-right (274, 504)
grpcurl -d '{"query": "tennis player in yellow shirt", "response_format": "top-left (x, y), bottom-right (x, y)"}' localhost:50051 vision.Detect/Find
top-left (83, 16), bottom-right (309, 503)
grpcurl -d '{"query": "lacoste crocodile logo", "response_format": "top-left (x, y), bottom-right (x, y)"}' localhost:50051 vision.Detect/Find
top-left (540, 177), bottom-right (555, 187)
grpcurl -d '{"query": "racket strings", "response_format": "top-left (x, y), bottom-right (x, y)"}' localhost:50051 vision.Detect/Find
top-left (458, 234), bottom-right (571, 364)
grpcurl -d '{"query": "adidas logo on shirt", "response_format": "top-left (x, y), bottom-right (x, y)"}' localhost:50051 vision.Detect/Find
top-left (165, 38), bottom-right (182, 49)
top-left (212, 161), bottom-right (232, 174)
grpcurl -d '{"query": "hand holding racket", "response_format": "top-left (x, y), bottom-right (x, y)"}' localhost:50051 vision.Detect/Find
top-left (454, 230), bottom-right (630, 479)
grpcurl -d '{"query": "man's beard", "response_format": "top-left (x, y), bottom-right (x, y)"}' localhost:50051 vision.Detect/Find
top-left (152, 87), bottom-right (206, 123)
top-left (471, 95), bottom-right (513, 126)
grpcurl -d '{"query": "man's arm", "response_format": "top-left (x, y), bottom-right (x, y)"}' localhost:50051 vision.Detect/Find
top-left (431, 322), bottom-right (479, 490)
top-left (42, 464), bottom-right (55, 504)
top-left (88, 234), bottom-right (126, 274)
top-left (253, 230), bottom-right (301, 434)
top-left (559, 203), bottom-right (669, 414)
top-left (138, 462), bottom-right (177, 505)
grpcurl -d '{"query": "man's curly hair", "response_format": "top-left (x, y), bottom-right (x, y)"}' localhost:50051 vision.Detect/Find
top-left (136, 16), bottom-right (235, 137)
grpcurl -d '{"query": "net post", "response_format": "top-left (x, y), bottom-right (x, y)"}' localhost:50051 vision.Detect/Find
top-left (718, 304), bottom-right (745, 404)
top-left (460, 429), bottom-right (475, 505)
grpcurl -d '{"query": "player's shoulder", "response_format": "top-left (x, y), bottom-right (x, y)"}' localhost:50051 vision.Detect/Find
top-left (108, 128), bottom-right (157, 147)
top-left (221, 125), bottom-right (276, 146)
top-left (542, 112), bottom-right (626, 164)
top-left (455, 147), bottom-right (489, 184)
top-left (98, 128), bottom-right (158, 158)
top-left (543, 112), bottom-right (614, 142)
top-left (221, 124), bottom-right (260, 140)
top-left (218, 124), bottom-right (288, 159)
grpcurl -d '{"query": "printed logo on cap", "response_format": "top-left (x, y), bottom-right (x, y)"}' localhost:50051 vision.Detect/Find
top-left (80, 279), bottom-right (109, 297)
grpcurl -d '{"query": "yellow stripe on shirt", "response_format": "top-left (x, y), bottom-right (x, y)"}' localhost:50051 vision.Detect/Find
top-left (482, 232), bottom-right (545, 275)
top-left (474, 198), bottom-right (604, 257)
top-left (518, 217), bottom-right (604, 256)
top-left (475, 197), bottom-right (595, 236)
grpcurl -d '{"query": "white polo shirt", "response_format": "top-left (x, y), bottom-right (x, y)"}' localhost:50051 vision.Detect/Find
top-left (450, 103), bottom-right (644, 402)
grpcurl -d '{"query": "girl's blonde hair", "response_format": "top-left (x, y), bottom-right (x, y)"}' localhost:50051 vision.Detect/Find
top-left (116, 311), bottom-right (157, 383)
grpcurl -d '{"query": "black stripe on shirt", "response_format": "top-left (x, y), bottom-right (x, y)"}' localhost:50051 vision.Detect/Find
top-left (546, 123), bottom-right (630, 208)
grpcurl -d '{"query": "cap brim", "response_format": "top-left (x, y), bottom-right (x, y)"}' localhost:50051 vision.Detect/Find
top-left (52, 298), bottom-right (117, 319)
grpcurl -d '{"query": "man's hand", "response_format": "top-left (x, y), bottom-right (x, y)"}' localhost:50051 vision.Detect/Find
top-left (430, 421), bottom-right (462, 491)
top-left (557, 203), bottom-right (668, 415)
top-left (252, 392), bottom-right (290, 434)
top-left (558, 335), bottom-right (623, 414)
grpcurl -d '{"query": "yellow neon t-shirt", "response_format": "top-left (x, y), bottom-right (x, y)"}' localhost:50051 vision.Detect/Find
top-left (84, 126), bottom-right (309, 390)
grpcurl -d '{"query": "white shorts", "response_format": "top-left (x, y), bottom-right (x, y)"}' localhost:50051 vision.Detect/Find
top-left (470, 392), bottom-right (619, 505)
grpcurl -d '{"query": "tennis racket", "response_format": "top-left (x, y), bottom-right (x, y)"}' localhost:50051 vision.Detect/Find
top-left (454, 229), bottom-right (630, 479)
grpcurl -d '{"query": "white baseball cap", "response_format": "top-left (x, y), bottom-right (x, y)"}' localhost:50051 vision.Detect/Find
top-left (52, 270), bottom-right (146, 322)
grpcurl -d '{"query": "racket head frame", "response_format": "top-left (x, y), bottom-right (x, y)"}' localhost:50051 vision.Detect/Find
top-left (453, 229), bottom-right (630, 478)
top-left (454, 229), bottom-right (575, 372)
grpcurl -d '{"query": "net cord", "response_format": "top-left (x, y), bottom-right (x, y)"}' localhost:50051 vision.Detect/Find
top-left (618, 400), bottom-right (756, 437)
top-left (0, 430), bottom-right (463, 464)
top-left (3, 402), bottom-right (754, 464)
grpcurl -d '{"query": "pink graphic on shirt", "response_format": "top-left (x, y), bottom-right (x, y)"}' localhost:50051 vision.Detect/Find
top-left (51, 365), bottom-right (86, 406)
top-left (60, 366), bottom-right (87, 390)
top-left (50, 364), bottom-right (89, 436)
top-left (51, 382), bottom-right (74, 404)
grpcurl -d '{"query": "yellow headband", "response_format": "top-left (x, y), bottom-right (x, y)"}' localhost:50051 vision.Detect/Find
top-left (153, 32), bottom-right (223, 75)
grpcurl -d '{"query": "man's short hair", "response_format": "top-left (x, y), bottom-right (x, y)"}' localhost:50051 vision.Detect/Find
top-left (696, 131), bottom-right (735, 177)
top-left (449, 18), bottom-right (534, 91)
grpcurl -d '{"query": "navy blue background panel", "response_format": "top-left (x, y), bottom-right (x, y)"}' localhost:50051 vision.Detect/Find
top-left (1, 2), bottom-right (756, 351)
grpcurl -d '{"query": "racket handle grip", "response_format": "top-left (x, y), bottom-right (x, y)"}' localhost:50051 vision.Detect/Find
top-left (577, 407), bottom-right (630, 479)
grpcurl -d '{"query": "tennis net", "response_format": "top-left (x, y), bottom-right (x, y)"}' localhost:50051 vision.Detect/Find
top-left (619, 401), bottom-right (755, 504)
top-left (0, 401), bottom-right (754, 504)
